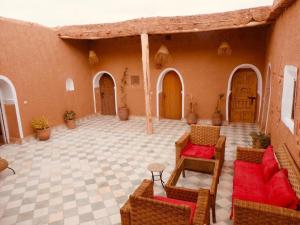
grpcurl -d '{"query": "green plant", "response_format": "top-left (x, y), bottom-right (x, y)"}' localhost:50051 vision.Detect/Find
top-left (64, 110), bottom-right (76, 121)
top-left (250, 132), bottom-right (271, 149)
top-left (120, 67), bottom-right (128, 108)
top-left (215, 94), bottom-right (224, 113)
top-left (31, 117), bottom-right (49, 130)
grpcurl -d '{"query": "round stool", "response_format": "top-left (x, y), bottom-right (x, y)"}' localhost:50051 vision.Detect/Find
top-left (147, 163), bottom-right (166, 188)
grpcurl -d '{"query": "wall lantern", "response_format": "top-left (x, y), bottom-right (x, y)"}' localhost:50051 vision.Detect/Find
top-left (154, 44), bottom-right (170, 69)
top-left (89, 50), bottom-right (99, 65)
top-left (217, 41), bottom-right (232, 56)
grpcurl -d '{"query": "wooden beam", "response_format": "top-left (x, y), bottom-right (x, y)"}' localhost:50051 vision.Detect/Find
top-left (141, 33), bottom-right (153, 134)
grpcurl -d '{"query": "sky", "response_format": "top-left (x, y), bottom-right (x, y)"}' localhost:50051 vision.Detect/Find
top-left (0, 0), bottom-right (274, 27)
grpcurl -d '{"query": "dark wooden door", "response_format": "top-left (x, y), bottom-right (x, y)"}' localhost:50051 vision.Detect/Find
top-left (162, 71), bottom-right (182, 119)
top-left (230, 69), bottom-right (257, 123)
top-left (99, 74), bottom-right (116, 115)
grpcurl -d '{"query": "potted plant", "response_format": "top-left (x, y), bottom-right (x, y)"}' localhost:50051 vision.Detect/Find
top-left (186, 94), bottom-right (198, 125)
top-left (250, 132), bottom-right (271, 149)
top-left (118, 67), bottom-right (129, 120)
top-left (64, 110), bottom-right (76, 129)
top-left (31, 116), bottom-right (51, 141)
top-left (212, 94), bottom-right (224, 126)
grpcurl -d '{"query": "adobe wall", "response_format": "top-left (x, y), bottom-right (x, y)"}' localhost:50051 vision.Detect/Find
top-left (92, 27), bottom-right (267, 120)
top-left (264, 0), bottom-right (300, 168)
top-left (0, 18), bottom-right (94, 138)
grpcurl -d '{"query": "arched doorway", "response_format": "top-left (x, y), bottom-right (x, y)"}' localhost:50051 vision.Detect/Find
top-left (92, 71), bottom-right (117, 115)
top-left (226, 64), bottom-right (262, 123)
top-left (0, 75), bottom-right (23, 143)
top-left (229, 68), bottom-right (258, 123)
top-left (157, 69), bottom-right (183, 120)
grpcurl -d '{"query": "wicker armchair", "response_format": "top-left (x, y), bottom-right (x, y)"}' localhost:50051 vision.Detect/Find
top-left (0, 157), bottom-right (15, 174)
top-left (176, 125), bottom-right (226, 172)
top-left (120, 179), bottom-right (210, 225)
top-left (166, 158), bottom-right (220, 223)
top-left (233, 144), bottom-right (300, 225)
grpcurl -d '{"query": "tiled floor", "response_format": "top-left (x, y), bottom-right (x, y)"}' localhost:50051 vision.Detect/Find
top-left (0, 116), bottom-right (257, 225)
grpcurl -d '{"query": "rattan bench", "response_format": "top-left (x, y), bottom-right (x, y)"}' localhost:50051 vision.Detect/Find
top-left (233, 144), bottom-right (300, 225)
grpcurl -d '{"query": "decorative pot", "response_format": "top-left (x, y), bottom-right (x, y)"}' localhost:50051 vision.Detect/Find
top-left (118, 107), bottom-right (129, 121)
top-left (66, 119), bottom-right (76, 129)
top-left (212, 112), bottom-right (223, 126)
top-left (36, 128), bottom-right (51, 141)
top-left (186, 112), bottom-right (198, 125)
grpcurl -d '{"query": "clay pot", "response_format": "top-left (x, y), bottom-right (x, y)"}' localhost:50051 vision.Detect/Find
top-left (36, 128), bottom-right (51, 141)
top-left (186, 112), bottom-right (198, 125)
top-left (212, 112), bottom-right (223, 126)
top-left (66, 119), bottom-right (76, 129)
top-left (118, 107), bottom-right (129, 121)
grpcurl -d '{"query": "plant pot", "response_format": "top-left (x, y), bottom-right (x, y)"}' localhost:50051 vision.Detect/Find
top-left (186, 112), bottom-right (198, 125)
top-left (36, 128), bottom-right (51, 141)
top-left (66, 119), bottom-right (76, 129)
top-left (212, 112), bottom-right (223, 126)
top-left (118, 107), bottom-right (129, 121)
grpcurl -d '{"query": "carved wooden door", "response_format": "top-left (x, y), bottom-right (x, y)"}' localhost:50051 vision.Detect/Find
top-left (100, 74), bottom-right (116, 115)
top-left (162, 71), bottom-right (182, 120)
top-left (230, 69), bottom-right (257, 123)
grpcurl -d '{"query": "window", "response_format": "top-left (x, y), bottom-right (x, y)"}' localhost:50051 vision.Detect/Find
top-left (281, 65), bottom-right (298, 134)
top-left (66, 78), bottom-right (75, 91)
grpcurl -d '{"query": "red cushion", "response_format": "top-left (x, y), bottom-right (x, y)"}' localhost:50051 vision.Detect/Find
top-left (154, 196), bottom-right (196, 224)
top-left (267, 169), bottom-right (300, 209)
top-left (262, 146), bottom-right (279, 181)
top-left (181, 141), bottom-right (215, 159)
top-left (233, 160), bottom-right (268, 204)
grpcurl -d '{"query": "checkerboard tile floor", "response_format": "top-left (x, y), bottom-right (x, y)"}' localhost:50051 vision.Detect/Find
top-left (0, 116), bottom-right (258, 225)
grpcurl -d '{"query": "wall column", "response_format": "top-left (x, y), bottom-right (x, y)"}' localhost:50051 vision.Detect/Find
top-left (140, 33), bottom-right (153, 134)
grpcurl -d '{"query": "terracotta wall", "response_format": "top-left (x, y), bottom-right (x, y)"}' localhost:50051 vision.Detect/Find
top-left (264, 0), bottom-right (300, 168)
top-left (0, 18), bottom-right (94, 138)
top-left (92, 27), bottom-right (267, 120)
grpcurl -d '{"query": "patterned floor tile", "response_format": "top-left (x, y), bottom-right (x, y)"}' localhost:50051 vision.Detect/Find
top-left (0, 115), bottom-right (257, 225)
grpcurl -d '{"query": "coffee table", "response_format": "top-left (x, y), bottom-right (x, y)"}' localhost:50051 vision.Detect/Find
top-left (147, 162), bottom-right (166, 188)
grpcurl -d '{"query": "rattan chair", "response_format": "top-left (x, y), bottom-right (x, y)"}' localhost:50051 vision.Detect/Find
top-left (176, 125), bottom-right (226, 173)
top-left (0, 157), bottom-right (15, 174)
top-left (233, 144), bottom-right (300, 225)
top-left (166, 158), bottom-right (220, 223)
top-left (120, 179), bottom-right (211, 225)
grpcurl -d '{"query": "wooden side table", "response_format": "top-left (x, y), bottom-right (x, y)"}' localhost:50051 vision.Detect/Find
top-left (147, 163), bottom-right (166, 188)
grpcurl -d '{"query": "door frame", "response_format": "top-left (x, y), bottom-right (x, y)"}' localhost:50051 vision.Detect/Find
top-left (0, 75), bottom-right (24, 141)
top-left (156, 68), bottom-right (185, 119)
top-left (92, 71), bottom-right (118, 115)
top-left (226, 64), bottom-right (262, 122)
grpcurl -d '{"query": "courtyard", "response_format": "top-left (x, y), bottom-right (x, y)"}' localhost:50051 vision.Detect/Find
top-left (0, 116), bottom-right (257, 225)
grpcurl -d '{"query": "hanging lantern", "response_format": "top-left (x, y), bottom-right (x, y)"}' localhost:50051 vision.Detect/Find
top-left (154, 45), bottom-right (170, 69)
top-left (217, 41), bottom-right (232, 56)
top-left (88, 50), bottom-right (99, 65)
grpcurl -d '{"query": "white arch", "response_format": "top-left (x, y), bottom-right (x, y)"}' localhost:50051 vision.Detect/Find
top-left (156, 68), bottom-right (185, 119)
top-left (225, 64), bottom-right (263, 122)
top-left (261, 64), bottom-right (272, 133)
top-left (0, 75), bottom-right (24, 141)
top-left (92, 71), bottom-right (118, 115)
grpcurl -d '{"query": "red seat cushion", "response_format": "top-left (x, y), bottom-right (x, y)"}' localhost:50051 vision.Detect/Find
top-left (262, 146), bottom-right (279, 181)
top-left (233, 160), bottom-right (268, 204)
top-left (267, 169), bottom-right (300, 209)
top-left (154, 196), bottom-right (196, 224)
top-left (181, 141), bottom-right (215, 159)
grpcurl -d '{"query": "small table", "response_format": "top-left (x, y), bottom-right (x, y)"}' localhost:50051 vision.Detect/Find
top-left (147, 163), bottom-right (166, 188)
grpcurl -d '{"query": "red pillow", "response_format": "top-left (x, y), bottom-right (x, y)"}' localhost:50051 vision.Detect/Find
top-left (262, 146), bottom-right (279, 181)
top-left (268, 169), bottom-right (299, 209)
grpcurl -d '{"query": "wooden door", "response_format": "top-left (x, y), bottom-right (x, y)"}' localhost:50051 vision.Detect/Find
top-left (230, 69), bottom-right (257, 123)
top-left (99, 74), bottom-right (116, 115)
top-left (162, 71), bottom-right (182, 119)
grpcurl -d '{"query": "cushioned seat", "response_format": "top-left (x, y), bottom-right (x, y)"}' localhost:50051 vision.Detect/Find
top-left (181, 141), bottom-right (216, 159)
top-left (154, 196), bottom-right (196, 224)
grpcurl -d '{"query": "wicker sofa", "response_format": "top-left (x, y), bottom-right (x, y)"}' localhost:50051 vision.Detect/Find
top-left (176, 125), bottom-right (226, 172)
top-left (232, 144), bottom-right (300, 225)
top-left (120, 179), bottom-right (210, 225)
